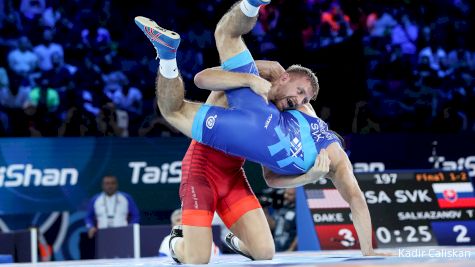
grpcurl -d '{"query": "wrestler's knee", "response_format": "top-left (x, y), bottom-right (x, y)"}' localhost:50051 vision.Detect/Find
top-left (183, 243), bottom-right (211, 263)
top-left (250, 241), bottom-right (275, 260)
top-left (156, 103), bottom-right (180, 123)
top-left (161, 111), bottom-right (184, 129)
top-left (184, 253), bottom-right (211, 264)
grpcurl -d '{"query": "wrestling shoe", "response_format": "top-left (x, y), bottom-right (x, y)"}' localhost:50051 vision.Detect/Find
top-left (225, 232), bottom-right (254, 260)
top-left (134, 16), bottom-right (180, 60)
top-left (169, 225), bottom-right (183, 263)
top-left (247, 0), bottom-right (271, 7)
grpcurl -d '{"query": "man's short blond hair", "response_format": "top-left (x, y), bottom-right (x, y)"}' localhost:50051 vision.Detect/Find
top-left (286, 65), bottom-right (319, 100)
top-left (171, 209), bottom-right (182, 225)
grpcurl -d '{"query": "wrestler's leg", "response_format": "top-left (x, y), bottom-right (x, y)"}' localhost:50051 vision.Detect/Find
top-left (173, 226), bottom-right (213, 264)
top-left (218, 170), bottom-right (275, 260)
top-left (230, 209), bottom-right (275, 260)
top-left (172, 143), bottom-right (216, 264)
top-left (214, 1), bottom-right (277, 111)
top-left (135, 17), bottom-right (200, 138)
top-left (155, 73), bottom-right (200, 138)
top-left (215, 0), bottom-right (269, 63)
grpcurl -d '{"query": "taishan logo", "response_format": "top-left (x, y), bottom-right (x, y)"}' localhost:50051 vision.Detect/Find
top-left (129, 161), bottom-right (181, 184)
top-left (0, 164), bottom-right (78, 187)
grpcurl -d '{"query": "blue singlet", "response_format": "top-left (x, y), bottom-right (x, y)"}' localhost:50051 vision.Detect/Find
top-left (192, 50), bottom-right (339, 175)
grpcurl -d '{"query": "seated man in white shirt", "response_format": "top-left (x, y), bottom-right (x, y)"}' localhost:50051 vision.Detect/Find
top-left (85, 175), bottom-right (140, 238)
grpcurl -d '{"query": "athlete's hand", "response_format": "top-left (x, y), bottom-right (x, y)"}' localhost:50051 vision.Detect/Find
top-left (309, 149), bottom-right (330, 182)
top-left (264, 61), bottom-right (285, 82)
top-left (88, 227), bottom-right (97, 239)
top-left (256, 60), bottom-right (285, 82)
top-left (249, 75), bottom-right (272, 104)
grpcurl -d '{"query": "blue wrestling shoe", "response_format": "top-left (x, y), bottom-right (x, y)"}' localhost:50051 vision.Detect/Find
top-left (134, 16), bottom-right (180, 60)
top-left (247, 0), bottom-right (271, 7)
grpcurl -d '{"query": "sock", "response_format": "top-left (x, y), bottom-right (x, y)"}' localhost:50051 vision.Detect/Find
top-left (240, 0), bottom-right (260, 17)
top-left (159, 58), bottom-right (178, 79)
top-left (170, 236), bottom-right (182, 253)
top-left (231, 236), bottom-right (241, 251)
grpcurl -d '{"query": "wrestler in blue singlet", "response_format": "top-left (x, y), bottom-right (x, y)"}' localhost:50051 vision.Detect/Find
top-left (192, 50), bottom-right (339, 175)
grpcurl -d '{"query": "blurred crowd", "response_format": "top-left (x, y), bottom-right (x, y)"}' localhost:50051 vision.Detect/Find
top-left (0, 0), bottom-right (474, 137)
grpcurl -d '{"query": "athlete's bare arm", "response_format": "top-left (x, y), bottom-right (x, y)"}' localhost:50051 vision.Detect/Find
top-left (195, 68), bottom-right (271, 102)
top-left (255, 60), bottom-right (285, 81)
top-left (195, 60), bottom-right (285, 104)
top-left (265, 141), bottom-right (388, 256)
top-left (325, 143), bottom-right (375, 255)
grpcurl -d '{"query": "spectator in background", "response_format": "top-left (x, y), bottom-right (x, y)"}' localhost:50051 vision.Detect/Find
top-left (176, 41), bottom-right (204, 85)
top-left (20, 0), bottom-right (45, 21)
top-left (138, 101), bottom-right (180, 137)
top-left (19, 0), bottom-right (45, 42)
top-left (96, 102), bottom-right (128, 137)
top-left (252, 3), bottom-right (279, 55)
top-left (352, 101), bottom-right (380, 134)
top-left (187, 21), bottom-right (212, 51)
top-left (1, 72), bottom-right (32, 110)
top-left (7, 36), bottom-right (38, 76)
top-left (391, 11), bottom-right (418, 65)
top-left (81, 89), bottom-right (102, 116)
top-left (0, 67), bottom-right (9, 90)
top-left (368, 8), bottom-right (396, 38)
top-left (320, 1), bottom-right (352, 46)
top-left (33, 28), bottom-right (64, 72)
top-left (110, 74), bottom-right (143, 118)
top-left (85, 175), bottom-right (140, 239)
top-left (432, 102), bottom-right (468, 133)
top-left (29, 75), bottom-right (59, 113)
top-left (318, 105), bottom-right (332, 126)
top-left (103, 70), bottom-right (126, 100)
top-left (0, 0), bottom-right (23, 41)
top-left (0, 67), bottom-right (10, 133)
top-left (321, 2), bottom-right (350, 35)
top-left (418, 41), bottom-right (448, 78)
top-left (40, 0), bottom-right (61, 28)
top-left (266, 188), bottom-right (297, 252)
top-left (43, 51), bottom-right (73, 92)
top-left (58, 105), bottom-right (95, 137)
top-left (447, 37), bottom-right (474, 74)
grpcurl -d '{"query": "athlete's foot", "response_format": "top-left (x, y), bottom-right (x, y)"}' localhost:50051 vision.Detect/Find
top-left (247, 0), bottom-right (271, 7)
top-left (225, 232), bottom-right (254, 260)
top-left (169, 225), bottom-right (183, 263)
top-left (134, 16), bottom-right (180, 60)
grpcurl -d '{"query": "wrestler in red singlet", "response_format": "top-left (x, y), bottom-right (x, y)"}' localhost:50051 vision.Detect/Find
top-left (180, 140), bottom-right (262, 229)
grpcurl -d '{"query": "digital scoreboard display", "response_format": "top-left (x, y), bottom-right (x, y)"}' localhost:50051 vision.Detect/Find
top-left (303, 170), bottom-right (475, 249)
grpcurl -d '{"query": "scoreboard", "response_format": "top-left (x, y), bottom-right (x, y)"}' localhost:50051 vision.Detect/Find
top-left (299, 170), bottom-right (475, 249)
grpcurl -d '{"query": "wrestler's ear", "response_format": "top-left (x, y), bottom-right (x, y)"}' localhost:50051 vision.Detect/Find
top-left (280, 72), bottom-right (290, 83)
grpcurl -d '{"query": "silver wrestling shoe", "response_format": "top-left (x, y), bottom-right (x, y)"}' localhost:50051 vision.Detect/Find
top-left (169, 225), bottom-right (183, 263)
top-left (224, 232), bottom-right (254, 260)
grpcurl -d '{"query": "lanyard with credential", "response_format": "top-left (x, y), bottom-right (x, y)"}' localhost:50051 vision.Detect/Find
top-left (103, 194), bottom-right (119, 222)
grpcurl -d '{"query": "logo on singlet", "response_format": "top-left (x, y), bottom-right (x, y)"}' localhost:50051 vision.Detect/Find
top-left (264, 114), bottom-right (273, 129)
top-left (206, 115), bottom-right (217, 129)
